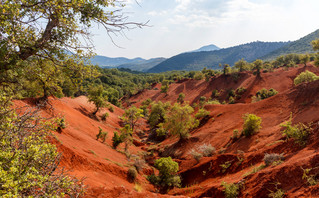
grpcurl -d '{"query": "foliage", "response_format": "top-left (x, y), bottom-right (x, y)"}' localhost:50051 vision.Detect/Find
top-left (301, 167), bottom-right (318, 186)
top-left (294, 70), bottom-right (319, 85)
top-left (148, 102), bottom-right (170, 130)
top-left (220, 161), bottom-right (232, 173)
top-left (177, 93), bottom-right (185, 104)
top-left (195, 108), bottom-right (210, 119)
top-left (88, 84), bottom-right (108, 115)
top-left (253, 59), bottom-right (263, 77)
top-left (121, 106), bottom-right (144, 131)
top-left (211, 89), bottom-right (221, 98)
top-left (0, 93), bottom-right (84, 197)
top-left (255, 88), bottom-right (278, 100)
top-left (152, 157), bottom-right (181, 188)
top-left (160, 80), bottom-right (170, 94)
top-left (162, 103), bottom-right (199, 140)
top-left (194, 72), bottom-right (204, 80)
top-left (280, 116), bottom-right (311, 146)
top-left (312, 39), bottom-right (319, 51)
top-left (96, 127), bottom-right (108, 143)
top-left (101, 112), bottom-right (109, 121)
top-left (263, 153), bottom-right (284, 166)
top-left (300, 54), bottom-right (310, 67)
top-left (268, 188), bottom-right (285, 198)
top-left (221, 181), bottom-right (240, 198)
top-left (234, 58), bottom-right (250, 72)
top-left (112, 131), bottom-right (123, 149)
top-left (242, 114), bottom-right (262, 137)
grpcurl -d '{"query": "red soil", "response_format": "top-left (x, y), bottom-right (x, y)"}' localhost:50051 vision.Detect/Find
top-left (13, 63), bottom-right (319, 197)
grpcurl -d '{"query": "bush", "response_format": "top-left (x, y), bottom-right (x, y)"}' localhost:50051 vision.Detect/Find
top-left (294, 70), bottom-right (319, 85)
top-left (177, 93), bottom-right (185, 104)
top-left (263, 153), bottom-right (284, 166)
top-left (256, 88), bottom-right (278, 100)
top-left (236, 87), bottom-right (246, 95)
top-left (101, 112), bottom-right (109, 121)
top-left (207, 99), bottom-right (221, 105)
top-left (96, 127), bottom-right (108, 143)
top-left (152, 157), bottom-right (181, 188)
top-left (221, 181), bottom-right (240, 198)
top-left (112, 131), bottom-right (123, 149)
top-left (195, 108), bottom-right (210, 119)
top-left (242, 114), bottom-right (262, 137)
top-left (198, 143), bottom-right (216, 157)
top-left (211, 89), bottom-right (220, 98)
top-left (280, 116), bottom-right (311, 146)
top-left (228, 96), bottom-right (235, 104)
top-left (128, 167), bottom-right (138, 182)
top-left (194, 72), bottom-right (204, 80)
top-left (109, 106), bottom-right (114, 112)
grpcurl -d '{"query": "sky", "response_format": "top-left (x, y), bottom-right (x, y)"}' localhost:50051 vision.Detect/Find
top-left (90, 0), bottom-right (319, 59)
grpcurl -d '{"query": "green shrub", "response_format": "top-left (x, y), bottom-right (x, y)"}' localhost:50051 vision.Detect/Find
top-left (256, 88), bottom-right (278, 100)
top-left (221, 181), bottom-right (239, 198)
top-left (177, 93), bottom-right (185, 104)
top-left (195, 108), bottom-right (210, 119)
top-left (96, 127), bottom-right (108, 143)
top-left (101, 112), bottom-right (109, 121)
top-left (211, 89), bottom-right (220, 98)
top-left (112, 131), bottom-right (123, 149)
top-left (236, 87), bottom-right (246, 95)
top-left (207, 99), bottom-right (221, 105)
top-left (280, 116), bottom-right (311, 146)
top-left (228, 96), bottom-right (235, 104)
top-left (149, 157), bottom-right (181, 188)
top-left (242, 114), bottom-right (262, 137)
top-left (194, 72), bottom-right (204, 80)
top-left (294, 70), bottom-right (319, 85)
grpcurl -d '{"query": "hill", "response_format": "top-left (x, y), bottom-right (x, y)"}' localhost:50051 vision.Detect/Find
top-left (117, 57), bottom-right (166, 72)
top-left (89, 55), bottom-right (145, 67)
top-left (148, 41), bottom-right (289, 73)
top-left (261, 29), bottom-right (319, 60)
top-left (191, 44), bottom-right (220, 52)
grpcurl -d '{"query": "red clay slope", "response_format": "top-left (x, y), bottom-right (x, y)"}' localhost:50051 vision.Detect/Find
top-left (14, 96), bottom-right (177, 198)
top-left (129, 64), bottom-right (319, 197)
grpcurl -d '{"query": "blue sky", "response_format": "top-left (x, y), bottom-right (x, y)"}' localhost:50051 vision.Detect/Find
top-left (91, 0), bottom-right (319, 59)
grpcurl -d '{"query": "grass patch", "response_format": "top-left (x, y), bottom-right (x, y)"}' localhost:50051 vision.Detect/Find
top-left (243, 164), bottom-right (266, 177)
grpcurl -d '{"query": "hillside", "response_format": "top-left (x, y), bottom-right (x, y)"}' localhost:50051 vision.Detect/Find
top-left (148, 41), bottom-right (288, 73)
top-left (89, 55), bottom-right (145, 67)
top-left (191, 44), bottom-right (220, 52)
top-left (117, 57), bottom-right (166, 72)
top-left (262, 29), bottom-right (319, 60)
top-left (11, 63), bottom-right (319, 197)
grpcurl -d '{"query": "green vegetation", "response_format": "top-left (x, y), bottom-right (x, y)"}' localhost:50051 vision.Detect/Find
top-left (302, 167), bottom-right (318, 186)
top-left (148, 157), bottom-right (181, 189)
top-left (253, 59), bottom-right (263, 77)
top-left (195, 108), bottom-right (210, 119)
top-left (280, 116), bottom-right (311, 146)
top-left (242, 114), bottom-right (262, 137)
top-left (243, 164), bottom-right (265, 177)
top-left (112, 131), bottom-right (123, 149)
top-left (128, 167), bottom-right (138, 182)
top-left (160, 103), bottom-right (199, 140)
top-left (253, 88), bottom-right (278, 102)
top-left (88, 84), bottom-right (109, 115)
top-left (96, 127), bottom-right (108, 143)
top-left (121, 106), bottom-right (144, 132)
top-left (177, 93), bottom-right (185, 104)
top-left (221, 181), bottom-right (240, 198)
top-left (0, 94), bottom-right (84, 197)
top-left (294, 70), bottom-right (319, 85)
top-left (220, 161), bottom-right (232, 173)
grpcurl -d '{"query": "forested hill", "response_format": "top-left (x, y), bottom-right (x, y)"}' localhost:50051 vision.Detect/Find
top-left (261, 29), bottom-right (319, 60)
top-left (147, 41), bottom-right (289, 73)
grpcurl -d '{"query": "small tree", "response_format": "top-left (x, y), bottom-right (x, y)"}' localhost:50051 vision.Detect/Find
top-left (300, 54), bottom-right (310, 67)
top-left (234, 58), bottom-right (250, 72)
top-left (153, 157), bottom-right (181, 188)
top-left (242, 114), bottom-right (262, 137)
top-left (161, 80), bottom-right (170, 94)
top-left (312, 39), bottom-right (319, 51)
top-left (88, 84), bottom-right (108, 115)
top-left (177, 93), bottom-right (185, 104)
top-left (163, 103), bottom-right (198, 140)
top-left (253, 59), bottom-right (263, 77)
top-left (121, 106), bottom-right (144, 132)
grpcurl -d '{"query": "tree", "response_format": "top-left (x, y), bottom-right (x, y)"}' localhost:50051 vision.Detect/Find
top-left (0, 0), bottom-right (145, 73)
top-left (312, 39), bottom-right (319, 51)
top-left (148, 102), bottom-right (170, 130)
top-left (253, 59), bottom-right (263, 77)
top-left (177, 93), bottom-right (185, 104)
top-left (300, 54), bottom-right (310, 67)
top-left (88, 84), bottom-right (108, 115)
top-left (294, 70), bottom-right (319, 85)
top-left (121, 106), bottom-right (144, 132)
top-left (0, 92), bottom-right (84, 197)
top-left (234, 58), bottom-right (250, 72)
top-left (220, 64), bottom-right (231, 76)
top-left (153, 157), bottom-right (181, 188)
top-left (162, 103), bottom-right (198, 140)
top-left (161, 80), bottom-right (170, 94)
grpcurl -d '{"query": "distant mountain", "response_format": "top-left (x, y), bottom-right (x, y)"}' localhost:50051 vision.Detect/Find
top-left (192, 44), bottom-right (220, 52)
top-left (261, 29), bottom-right (319, 60)
top-left (89, 56), bottom-right (145, 67)
top-left (117, 57), bottom-right (166, 72)
top-left (148, 41), bottom-right (289, 73)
